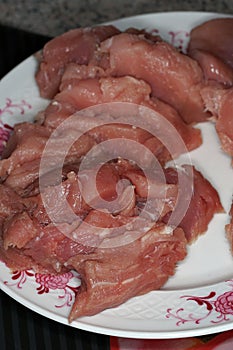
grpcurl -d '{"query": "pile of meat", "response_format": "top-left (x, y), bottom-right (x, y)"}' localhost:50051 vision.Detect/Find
top-left (0, 17), bottom-right (232, 321)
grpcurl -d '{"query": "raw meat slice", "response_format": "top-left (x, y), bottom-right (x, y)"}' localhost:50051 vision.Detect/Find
top-left (89, 32), bottom-right (207, 123)
top-left (42, 76), bottom-right (202, 164)
top-left (0, 184), bottom-right (24, 221)
top-left (0, 185), bottom-right (42, 272)
top-left (188, 49), bottom-right (233, 87)
top-left (122, 167), bottom-right (178, 219)
top-left (23, 222), bottom-right (94, 273)
top-left (67, 224), bottom-right (187, 320)
top-left (0, 123), bottom-right (51, 181)
top-left (0, 122), bottom-right (96, 195)
top-left (36, 25), bottom-right (120, 99)
top-left (226, 204), bottom-right (233, 253)
top-left (214, 89), bottom-right (233, 157)
top-left (0, 182), bottom-right (164, 274)
top-left (0, 158), bottom-right (182, 274)
top-left (0, 184), bottom-right (93, 273)
top-left (148, 96), bottom-right (202, 153)
top-left (0, 160), bottom-right (222, 319)
top-left (3, 211), bottom-right (38, 250)
top-left (42, 76), bottom-right (152, 128)
top-left (28, 170), bottom-right (89, 225)
top-left (0, 238), bottom-right (42, 272)
top-left (59, 63), bottom-right (107, 92)
top-left (164, 165), bottom-right (224, 242)
top-left (188, 18), bottom-right (233, 86)
top-left (201, 85), bottom-right (233, 156)
top-left (66, 209), bottom-right (155, 250)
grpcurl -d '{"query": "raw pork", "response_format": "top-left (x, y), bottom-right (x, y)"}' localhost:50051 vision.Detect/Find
top-left (201, 85), bottom-right (233, 157)
top-left (68, 224), bottom-right (187, 320)
top-left (88, 32), bottom-right (207, 123)
top-left (0, 159), bottom-right (180, 273)
top-left (0, 122), bottom-right (96, 195)
top-left (41, 76), bottom-right (202, 162)
top-left (164, 165), bottom-right (224, 242)
top-left (0, 123), bottom-right (51, 181)
top-left (36, 25), bottom-right (120, 99)
top-left (188, 18), bottom-right (233, 86)
top-left (226, 204), bottom-right (233, 253)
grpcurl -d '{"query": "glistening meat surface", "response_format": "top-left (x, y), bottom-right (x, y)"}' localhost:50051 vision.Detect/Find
top-left (1, 76), bottom-right (202, 196)
top-left (41, 76), bottom-right (202, 161)
top-left (0, 160), bottom-right (178, 272)
top-left (0, 160), bottom-right (223, 290)
top-left (35, 25), bottom-right (120, 99)
top-left (164, 166), bottom-right (224, 243)
top-left (188, 18), bottom-right (233, 86)
top-left (68, 224), bottom-right (187, 320)
top-left (36, 29), bottom-right (208, 124)
top-left (201, 85), bottom-right (233, 157)
top-left (88, 33), bottom-right (208, 123)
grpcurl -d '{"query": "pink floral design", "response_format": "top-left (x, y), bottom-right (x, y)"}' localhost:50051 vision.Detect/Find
top-left (0, 98), bottom-right (32, 117)
top-left (0, 98), bottom-right (32, 155)
top-left (4, 270), bottom-right (35, 288)
top-left (35, 272), bottom-right (75, 294)
top-left (168, 31), bottom-right (190, 52)
top-left (35, 271), bottom-right (80, 308)
top-left (3, 268), bottom-right (80, 309)
top-left (183, 291), bottom-right (216, 311)
top-left (148, 28), bottom-right (190, 52)
top-left (166, 281), bottom-right (233, 326)
top-left (214, 291), bottom-right (233, 315)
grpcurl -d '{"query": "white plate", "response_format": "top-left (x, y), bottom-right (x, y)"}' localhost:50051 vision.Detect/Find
top-left (0, 11), bottom-right (233, 339)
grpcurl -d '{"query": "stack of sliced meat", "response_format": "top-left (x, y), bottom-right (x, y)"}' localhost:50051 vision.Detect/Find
top-left (0, 19), bottom-right (230, 320)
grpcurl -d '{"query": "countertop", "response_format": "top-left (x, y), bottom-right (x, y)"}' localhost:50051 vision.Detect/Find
top-left (0, 0), bottom-right (233, 37)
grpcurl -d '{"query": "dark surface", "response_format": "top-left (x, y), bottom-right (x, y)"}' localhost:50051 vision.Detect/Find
top-left (0, 290), bottom-right (110, 350)
top-left (0, 24), bottom-right (51, 79)
top-left (0, 24), bottom-right (110, 350)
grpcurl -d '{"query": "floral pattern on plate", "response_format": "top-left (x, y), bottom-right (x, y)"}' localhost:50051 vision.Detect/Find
top-left (166, 280), bottom-right (233, 326)
top-left (0, 98), bottom-right (32, 153)
top-left (4, 268), bottom-right (81, 309)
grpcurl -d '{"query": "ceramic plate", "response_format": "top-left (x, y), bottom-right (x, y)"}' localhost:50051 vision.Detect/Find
top-left (0, 11), bottom-right (233, 339)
